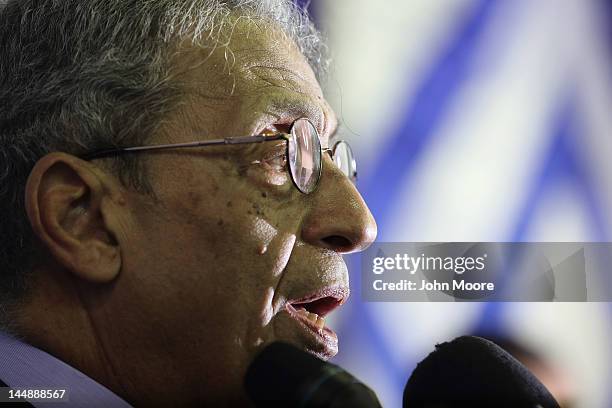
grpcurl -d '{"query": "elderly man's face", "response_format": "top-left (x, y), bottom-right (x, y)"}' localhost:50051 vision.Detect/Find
top-left (85, 21), bottom-right (376, 404)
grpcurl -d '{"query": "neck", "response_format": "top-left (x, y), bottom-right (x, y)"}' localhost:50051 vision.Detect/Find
top-left (15, 263), bottom-right (127, 400)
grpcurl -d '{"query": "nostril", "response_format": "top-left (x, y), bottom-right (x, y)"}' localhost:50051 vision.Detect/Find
top-left (321, 235), bottom-right (353, 251)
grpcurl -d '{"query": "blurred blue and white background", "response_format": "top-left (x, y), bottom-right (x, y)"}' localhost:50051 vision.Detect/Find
top-left (299, 0), bottom-right (612, 407)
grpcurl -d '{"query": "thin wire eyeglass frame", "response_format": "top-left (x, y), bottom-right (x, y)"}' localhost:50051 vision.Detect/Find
top-left (79, 118), bottom-right (357, 194)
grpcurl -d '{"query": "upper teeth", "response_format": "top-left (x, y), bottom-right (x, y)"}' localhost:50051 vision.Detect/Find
top-left (296, 307), bottom-right (325, 330)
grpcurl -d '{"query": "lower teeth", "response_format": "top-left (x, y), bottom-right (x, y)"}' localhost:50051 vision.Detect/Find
top-left (296, 307), bottom-right (325, 330)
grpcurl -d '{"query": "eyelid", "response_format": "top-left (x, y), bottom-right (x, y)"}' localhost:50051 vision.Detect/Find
top-left (259, 147), bottom-right (287, 172)
top-left (250, 142), bottom-right (286, 167)
top-left (263, 149), bottom-right (286, 164)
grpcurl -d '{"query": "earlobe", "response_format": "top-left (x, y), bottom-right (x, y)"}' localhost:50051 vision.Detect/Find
top-left (25, 152), bottom-right (122, 283)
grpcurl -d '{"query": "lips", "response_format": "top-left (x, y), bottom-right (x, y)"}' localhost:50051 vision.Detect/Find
top-left (285, 286), bottom-right (349, 357)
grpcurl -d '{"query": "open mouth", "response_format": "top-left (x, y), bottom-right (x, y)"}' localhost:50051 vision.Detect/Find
top-left (285, 287), bottom-right (348, 355)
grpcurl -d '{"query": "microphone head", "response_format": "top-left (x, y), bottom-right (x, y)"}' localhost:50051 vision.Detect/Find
top-left (244, 342), bottom-right (327, 404)
top-left (244, 341), bottom-right (381, 408)
top-left (403, 335), bottom-right (560, 408)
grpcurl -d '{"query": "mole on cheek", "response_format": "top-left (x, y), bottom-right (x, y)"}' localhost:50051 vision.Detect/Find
top-left (115, 194), bottom-right (127, 206)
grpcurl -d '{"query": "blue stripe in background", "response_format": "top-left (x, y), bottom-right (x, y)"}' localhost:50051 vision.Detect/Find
top-left (510, 93), bottom-right (608, 243)
top-left (472, 93), bottom-right (589, 335)
top-left (361, 0), bottom-right (501, 236)
top-left (334, 0), bottom-right (504, 404)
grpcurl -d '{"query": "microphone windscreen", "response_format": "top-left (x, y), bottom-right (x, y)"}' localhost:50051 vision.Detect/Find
top-left (403, 335), bottom-right (560, 408)
top-left (245, 341), bottom-right (382, 408)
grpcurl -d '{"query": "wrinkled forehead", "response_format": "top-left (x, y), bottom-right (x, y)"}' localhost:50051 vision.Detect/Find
top-left (168, 17), bottom-right (337, 141)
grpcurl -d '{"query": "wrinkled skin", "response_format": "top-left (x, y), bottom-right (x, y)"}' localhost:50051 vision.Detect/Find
top-left (20, 19), bottom-right (376, 406)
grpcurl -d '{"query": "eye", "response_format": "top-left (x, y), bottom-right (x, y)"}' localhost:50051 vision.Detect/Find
top-left (260, 150), bottom-right (288, 172)
top-left (251, 123), bottom-right (291, 174)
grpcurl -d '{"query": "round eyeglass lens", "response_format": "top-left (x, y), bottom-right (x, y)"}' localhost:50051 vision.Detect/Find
top-left (332, 140), bottom-right (357, 183)
top-left (287, 118), bottom-right (322, 194)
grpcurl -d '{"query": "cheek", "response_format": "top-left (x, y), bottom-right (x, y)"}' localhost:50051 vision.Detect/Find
top-left (142, 160), bottom-right (307, 344)
top-left (244, 161), bottom-right (294, 197)
top-left (215, 196), bottom-right (299, 293)
top-left (249, 217), bottom-right (278, 254)
top-left (202, 194), bottom-right (303, 345)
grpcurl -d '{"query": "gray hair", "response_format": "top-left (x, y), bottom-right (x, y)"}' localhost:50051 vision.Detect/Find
top-left (0, 0), bottom-right (327, 328)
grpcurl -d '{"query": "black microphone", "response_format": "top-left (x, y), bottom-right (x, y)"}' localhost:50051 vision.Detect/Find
top-left (244, 342), bottom-right (382, 408)
top-left (403, 335), bottom-right (561, 408)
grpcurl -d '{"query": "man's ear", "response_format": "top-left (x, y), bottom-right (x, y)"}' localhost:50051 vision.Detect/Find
top-left (25, 152), bottom-right (123, 283)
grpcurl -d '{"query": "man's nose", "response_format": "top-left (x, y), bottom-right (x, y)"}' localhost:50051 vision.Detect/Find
top-left (301, 156), bottom-right (377, 253)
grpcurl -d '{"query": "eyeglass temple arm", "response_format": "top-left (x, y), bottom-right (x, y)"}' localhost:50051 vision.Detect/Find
top-left (80, 133), bottom-right (290, 160)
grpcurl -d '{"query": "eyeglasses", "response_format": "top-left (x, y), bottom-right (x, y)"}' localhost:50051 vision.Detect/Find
top-left (80, 118), bottom-right (357, 194)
